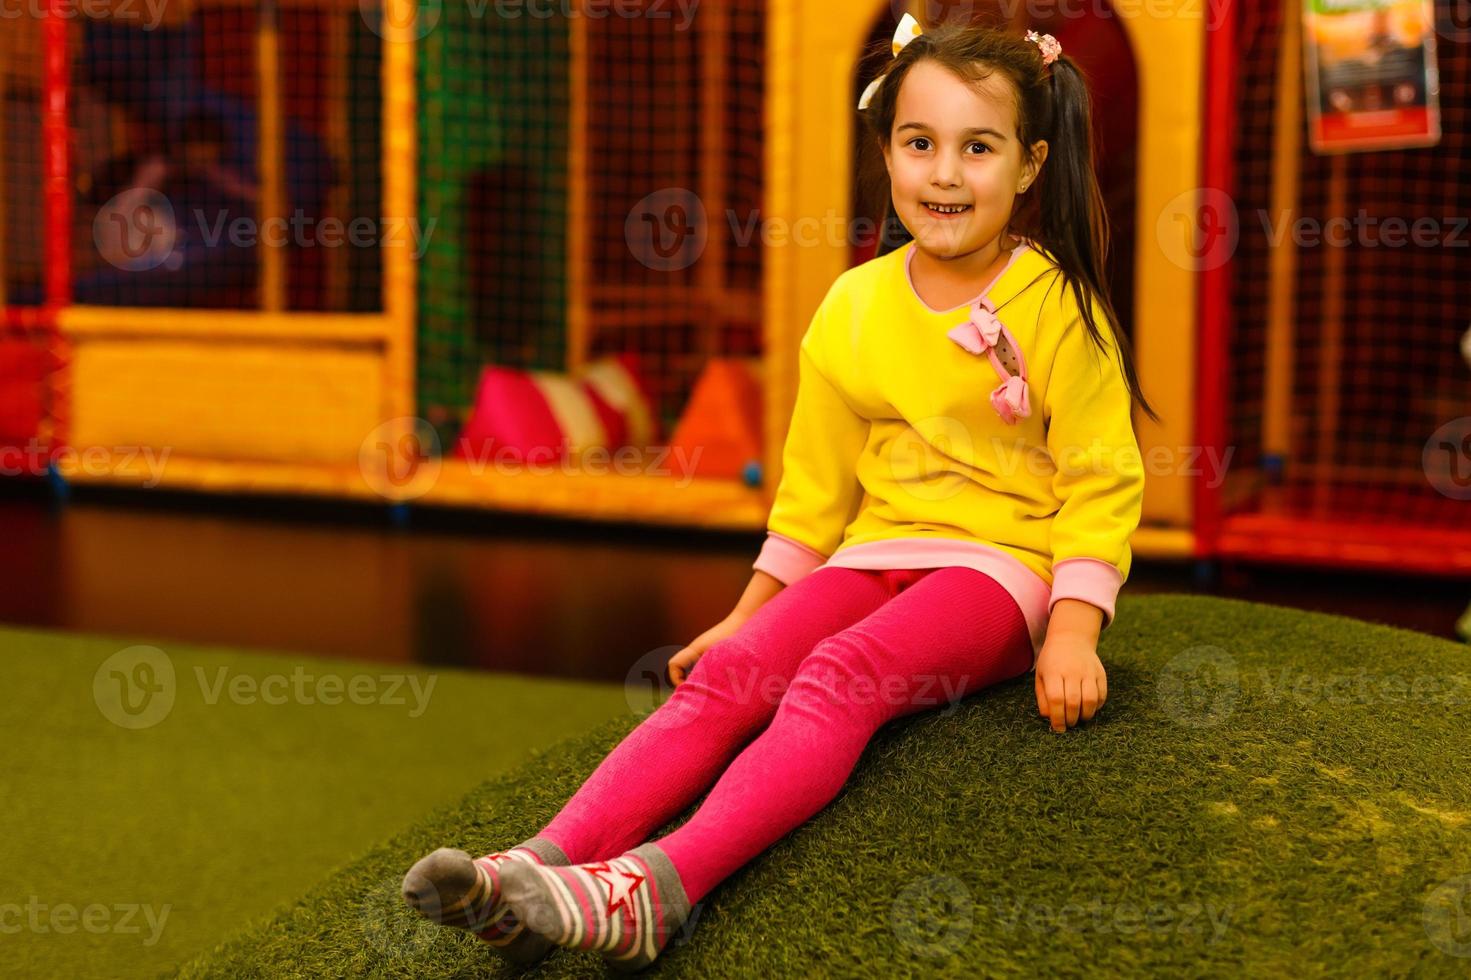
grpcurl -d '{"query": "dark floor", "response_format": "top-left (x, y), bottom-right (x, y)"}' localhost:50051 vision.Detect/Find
top-left (1, 478), bottom-right (1467, 683)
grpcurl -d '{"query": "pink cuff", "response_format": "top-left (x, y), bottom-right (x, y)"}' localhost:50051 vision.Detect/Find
top-left (1047, 557), bottom-right (1123, 629)
top-left (752, 531), bottom-right (828, 586)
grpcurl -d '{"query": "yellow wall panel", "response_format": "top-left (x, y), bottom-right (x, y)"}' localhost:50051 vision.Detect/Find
top-left (69, 340), bottom-right (384, 465)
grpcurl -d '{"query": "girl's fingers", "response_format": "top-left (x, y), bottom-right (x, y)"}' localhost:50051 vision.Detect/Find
top-left (1081, 674), bottom-right (1100, 721)
top-left (1046, 674), bottom-right (1067, 732)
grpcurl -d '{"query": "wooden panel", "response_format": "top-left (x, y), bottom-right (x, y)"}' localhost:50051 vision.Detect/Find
top-left (68, 338), bottom-right (385, 464)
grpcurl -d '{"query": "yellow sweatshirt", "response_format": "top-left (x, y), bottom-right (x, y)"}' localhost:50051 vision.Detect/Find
top-left (752, 238), bottom-right (1146, 662)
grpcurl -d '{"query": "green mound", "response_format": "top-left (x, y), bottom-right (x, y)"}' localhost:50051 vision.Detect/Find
top-left (174, 595), bottom-right (1471, 977)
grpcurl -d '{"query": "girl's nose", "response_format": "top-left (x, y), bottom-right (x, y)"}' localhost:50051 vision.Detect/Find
top-left (931, 153), bottom-right (963, 188)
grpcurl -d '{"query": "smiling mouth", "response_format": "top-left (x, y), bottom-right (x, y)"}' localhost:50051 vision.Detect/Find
top-left (923, 203), bottom-right (972, 215)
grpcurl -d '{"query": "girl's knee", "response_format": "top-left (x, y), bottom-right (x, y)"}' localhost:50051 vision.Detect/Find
top-left (675, 638), bottom-right (788, 725)
top-left (783, 636), bottom-right (897, 723)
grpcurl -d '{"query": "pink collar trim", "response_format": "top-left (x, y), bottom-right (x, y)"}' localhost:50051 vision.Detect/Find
top-left (904, 239), bottom-right (1031, 315)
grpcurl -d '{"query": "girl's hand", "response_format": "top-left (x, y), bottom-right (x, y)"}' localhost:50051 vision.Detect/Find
top-left (1034, 631), bottom-right (1108, 733)
top-left (667, 613), bottom-right (749, 688)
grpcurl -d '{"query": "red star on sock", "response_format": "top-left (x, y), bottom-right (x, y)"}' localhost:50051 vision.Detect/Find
top-left (587, 861), bottom-right (646, 919)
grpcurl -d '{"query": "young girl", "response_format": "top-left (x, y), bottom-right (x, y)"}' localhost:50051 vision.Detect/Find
top-left (400, 16), bottom-right (1155, 973)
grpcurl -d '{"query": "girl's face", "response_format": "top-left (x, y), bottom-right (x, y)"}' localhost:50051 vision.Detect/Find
top-left (882, 60), bottom-right (1047, 261)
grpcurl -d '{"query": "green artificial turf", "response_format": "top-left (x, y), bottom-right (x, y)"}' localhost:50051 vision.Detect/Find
top-left (0, 627), bottom-right (633, 980)
top-left (166, 594), bottom-right (1471, 978)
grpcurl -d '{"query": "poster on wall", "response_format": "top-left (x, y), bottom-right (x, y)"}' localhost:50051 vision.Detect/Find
top-left (1302, 0), bottom-right (1442, 153)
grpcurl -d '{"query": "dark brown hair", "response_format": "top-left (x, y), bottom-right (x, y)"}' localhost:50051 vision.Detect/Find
top-left (858, 23), bottom-right (1158, 424)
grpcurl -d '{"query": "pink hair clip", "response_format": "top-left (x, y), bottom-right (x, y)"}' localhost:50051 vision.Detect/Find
top-left (1024, 30), bottom-right (1062, 66)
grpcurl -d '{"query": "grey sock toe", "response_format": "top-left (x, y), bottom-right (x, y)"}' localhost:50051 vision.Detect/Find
top-left (401, 847), bottom-right (477, 920)
top-left (498, 861), bottom-right (562, 937)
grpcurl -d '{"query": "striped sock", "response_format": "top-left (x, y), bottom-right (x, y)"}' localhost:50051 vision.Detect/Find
top-left (498, 841), bottom-right (693, 972)
top-left (401, 836), bottom-right (569, 966)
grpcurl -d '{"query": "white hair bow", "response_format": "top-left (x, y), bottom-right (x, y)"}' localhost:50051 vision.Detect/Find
top-left (857, 13), bottom-right (923, 111)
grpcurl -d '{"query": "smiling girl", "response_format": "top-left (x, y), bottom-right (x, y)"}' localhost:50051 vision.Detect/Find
top-left (401, 15), bottom-right (1157, 973)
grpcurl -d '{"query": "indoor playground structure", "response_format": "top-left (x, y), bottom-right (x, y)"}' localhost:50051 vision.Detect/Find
top-left (8, 4), bottom-right (1471, 979)
top-left (1, 0), bottom-right (1468, 577)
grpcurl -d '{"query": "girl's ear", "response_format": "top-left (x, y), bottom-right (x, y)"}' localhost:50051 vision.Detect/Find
top-left (1021, 140), bottom-right (1049, 191)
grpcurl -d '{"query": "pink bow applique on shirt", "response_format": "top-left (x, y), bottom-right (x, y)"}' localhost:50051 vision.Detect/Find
top-left (947, 297), bottom-right (1032, 425)
top-left (946, 298), bottom-right (1003, 354)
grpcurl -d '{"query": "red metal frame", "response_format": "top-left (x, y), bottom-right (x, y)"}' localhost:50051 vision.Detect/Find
top-left (1194, 0), bottom-right (1235, 563)
top-left (41, 0), bottom-right (71, 457)
top-left (1196, 0), bottom-right (1471, 578)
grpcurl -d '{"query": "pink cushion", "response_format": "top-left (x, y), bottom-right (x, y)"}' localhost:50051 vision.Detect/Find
top-left (454, 353), bottom-right (659, 464)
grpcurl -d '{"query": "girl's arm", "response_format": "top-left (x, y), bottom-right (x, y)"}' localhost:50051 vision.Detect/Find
top-left (751, 288), bottom-right (869, 590)
top-left (1035, 296), bottom-right (1145, 732)
top-left (1040, 300), bottom-right (1146, 633)
top-left (732, 569), bottom-right (785, 620)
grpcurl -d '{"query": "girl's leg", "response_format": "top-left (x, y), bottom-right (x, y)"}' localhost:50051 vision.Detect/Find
top-left (405, 567), bottom-right (893, 965)
top-left (533, 566), bottom-right (895, 866)
top-left (495, 566), bottom-right (1033, 971)
top-left (655, 565), bottom-right (1033, 905)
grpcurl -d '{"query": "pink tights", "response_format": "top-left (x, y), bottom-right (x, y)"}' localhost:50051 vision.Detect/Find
top-left (536, 565), bottom-right (1033, 905)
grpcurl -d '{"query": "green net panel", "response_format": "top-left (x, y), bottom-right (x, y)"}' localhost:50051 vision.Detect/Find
top-left (416, 1), bottom-right (766, 449)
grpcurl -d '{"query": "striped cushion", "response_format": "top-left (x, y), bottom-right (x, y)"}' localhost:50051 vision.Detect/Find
top-left (454, 354), bottom-right (659, 463)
